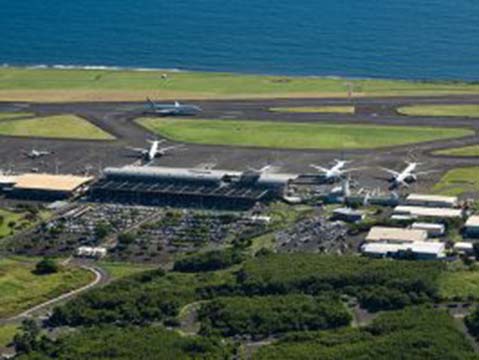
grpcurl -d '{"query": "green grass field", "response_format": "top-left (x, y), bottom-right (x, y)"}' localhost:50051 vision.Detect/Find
top-left (269, 106), bottom-right (355, 114)
top-left (434, 145), bottom-right (479, 157)
top-left (0, 323), bottom-right (18, 348)
top-left (137, 118), bottom-right (473, 150)
top-left (439, 269), bottom-right (479, 300)
top-left (0, 209), bottom-right (25, 238)
top-left (0, 257), bottom-right (94, 318)
top-left (398, 104), bottom-right (479, 117)
top-left (0, 112), bottom-right (34, 121)
top-left (433, 167), bottom-right (479, 196)
top-left (1, 67), bottom-right (479, 102)
top-left (0, 114), bottom-right (114, 140)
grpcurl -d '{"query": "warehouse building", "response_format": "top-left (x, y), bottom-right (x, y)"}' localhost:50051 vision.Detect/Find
top-left (90, 165), bottom-right (299, 209)
top-left (1, 173), bottom-right (93, 200)
top-left (405, 194), bottom-right (458, 208)
top-left (393, 206), bottom-right (463, 219)
top-left (411, 222), bottom-right (445, 237)
top-left (361, 241), bottom-right (446, 260)
top-left (366, 226), bottom-right (428, 243)
top-left (464, 216), bottom-right (479, 238)
top-left (454, 242), bottom-right (474, 255)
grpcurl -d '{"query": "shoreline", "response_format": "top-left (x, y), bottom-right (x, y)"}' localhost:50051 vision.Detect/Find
top-left (2, 63), bottom-right (478, 85)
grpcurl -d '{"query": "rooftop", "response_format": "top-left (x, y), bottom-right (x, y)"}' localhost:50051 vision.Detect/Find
top-left (13, 174), bottom-right (93, 192)
top-left (362, 241), bottom-right (445, 256)
top-left (407, 193), bottom-right (458, 203)
top-left (394, 206), bottom-right (463, 219)
top-left (466, 216), bottom-right (479, 227)
top-left (411, 222), bottom-right (445, 230)
top-left (366, 226), bottom-right (428, 243)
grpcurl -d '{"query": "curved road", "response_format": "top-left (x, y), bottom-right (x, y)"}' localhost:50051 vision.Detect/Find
top-left (0, 265), bottom-right (108, 325)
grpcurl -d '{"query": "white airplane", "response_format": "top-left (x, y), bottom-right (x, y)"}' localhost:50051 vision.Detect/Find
top-left (310, 160), bottom-right (362, 182)
top-left (146, 98), bottom-right (202, 116)
top-left (127, 140), bottom-right (184, 161)
top-left (23, 149), bottom-right (52, 159)
top-left (381, 162), bottom-right (434, 189)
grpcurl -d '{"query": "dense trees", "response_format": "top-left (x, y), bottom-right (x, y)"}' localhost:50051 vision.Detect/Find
top-left (49, 254), bottom-right (447, 330)
top-left (198, 295), bottom-right (351, 337)
top-left (173, 249), bottom-right (245, 272)
top-left (22, 253), bottom-right (479, 359)
top-left (17, 326), bottom-right (235, 360)
top-left (234, 254), bottom-right (443, 311)
top-left (254, 307), bottom-right (479, 360)
top-left (48, 269), bottom-right (234, 327)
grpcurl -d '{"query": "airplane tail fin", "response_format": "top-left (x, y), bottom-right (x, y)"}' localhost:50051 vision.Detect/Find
top-left (146, 97), bottom-right (156, 110)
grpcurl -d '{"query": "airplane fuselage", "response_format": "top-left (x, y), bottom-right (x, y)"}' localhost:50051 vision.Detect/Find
top-left (325, 162), bottom-right (346, 180)
top-left (147, 103), bottom-right (201, 116)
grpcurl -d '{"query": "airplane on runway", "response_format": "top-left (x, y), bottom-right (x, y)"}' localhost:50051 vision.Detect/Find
top-left (310, 160), bottom-right (362, 182)
top-left (381, 161), bottom-right (435, 190)
top-left (145, 98), bottom-right (202, 116)
top-left (127, 140), bottom-right (185, 161)
top-left (23, 149), bottom-right (53, 159)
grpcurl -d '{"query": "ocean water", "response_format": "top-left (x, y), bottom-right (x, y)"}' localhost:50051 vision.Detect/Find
top-left (1, 0), bottom-right (478, 80)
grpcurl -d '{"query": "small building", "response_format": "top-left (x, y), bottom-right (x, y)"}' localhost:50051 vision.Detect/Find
top-left (391, 214), bottom-right (417, 222)
top-left (332, 208), bottom-right (365, 223)
top-left (366, 226), bottom-right (428, 244)
top-left (465, 216), bottom-right (479, 238)
top-left (361, 241), bottom-right (446, 260)
top-left (411, 222), bottom-right (445, 237)
top-left (393, 206), bottom-right (463, 219)
top-left (75, 246), bottom-right (107, 259)
top-left (248, 215), bottom-right (272, 225)
top-left (406, 194), bottom-right (458, 208)
top-left (454, 242), bottom-right (474, 255)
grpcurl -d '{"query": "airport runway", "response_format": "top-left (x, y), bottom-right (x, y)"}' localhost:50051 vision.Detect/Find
top-left (0, 95), bottom-right (478, 192)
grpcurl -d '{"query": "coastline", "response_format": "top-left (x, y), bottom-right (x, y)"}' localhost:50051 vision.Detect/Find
top-left (2, 63), bottom-right (478, 84)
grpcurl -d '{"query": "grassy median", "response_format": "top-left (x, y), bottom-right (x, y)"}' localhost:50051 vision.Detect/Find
top-left (398, 104), bottom-right (479, 118)
top-left (434, 145), bottom-right (479, 157)
top-left (270, 106), bottom-right (355, 114)
top-left (137, 118), bottom-right (473, 150)
top-left (0, 114), bottom-right (114, 140)
top-left (433, 167), bottom-right (479, 196)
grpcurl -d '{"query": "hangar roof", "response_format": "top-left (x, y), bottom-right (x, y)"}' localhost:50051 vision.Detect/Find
top-left (366, 226), bottom-right (428, 243)
top-left (13, 174), bottom-right (93, 192)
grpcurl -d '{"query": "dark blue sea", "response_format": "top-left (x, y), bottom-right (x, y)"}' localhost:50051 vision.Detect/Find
top-left (1, 0), bottom-right (479, 80)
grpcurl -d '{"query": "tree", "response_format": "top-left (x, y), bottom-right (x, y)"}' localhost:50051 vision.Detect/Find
top-left (13, 319), bottom-right (40, 353)
top-left (95, 222), bottom-right (112, 240)
top-left (34, 258), bottom-right (59, 275)
top-left (118, 232), bottom-right (136, 245)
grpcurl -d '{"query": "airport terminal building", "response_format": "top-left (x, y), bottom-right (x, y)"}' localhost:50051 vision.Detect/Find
top-left (90, 165), bottom-right (298, 209)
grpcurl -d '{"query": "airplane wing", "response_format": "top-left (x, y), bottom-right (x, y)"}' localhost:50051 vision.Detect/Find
top-left (126, 146), bottom-right (146, 153)
top-left (156, 145), bottom-right (184, 154)
top-left (310, 164), bottom-right (329, 173)
top-left (380, 167), bottom-right (400, 177)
